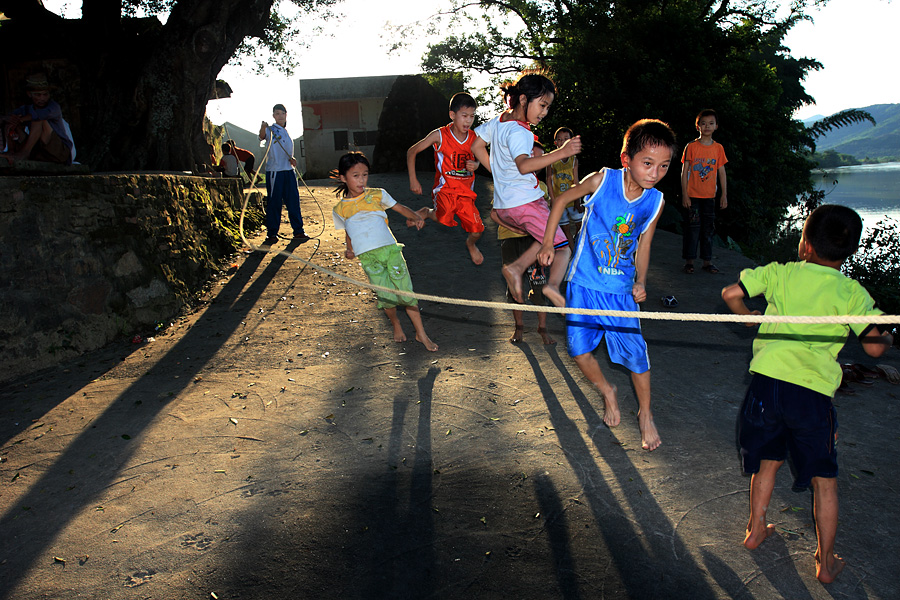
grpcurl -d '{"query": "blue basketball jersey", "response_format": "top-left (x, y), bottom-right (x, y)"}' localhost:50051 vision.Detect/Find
top-left (566, 168), bottom-right (664, 295)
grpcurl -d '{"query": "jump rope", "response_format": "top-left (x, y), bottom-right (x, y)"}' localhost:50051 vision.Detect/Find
top-left (215, 111), bottom-right (898, 326)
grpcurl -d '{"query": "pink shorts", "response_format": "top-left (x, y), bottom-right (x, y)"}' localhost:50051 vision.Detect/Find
top-left (496, 199), bottom-right (567, 247)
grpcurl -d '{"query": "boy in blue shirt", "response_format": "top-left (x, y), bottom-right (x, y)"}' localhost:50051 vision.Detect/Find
top-left (722, 204), bottom-right (892, 583)
top-left (538, 119), bottom-right (676, 451)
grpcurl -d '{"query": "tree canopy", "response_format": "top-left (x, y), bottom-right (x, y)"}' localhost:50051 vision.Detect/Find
top-left (412, 0), bottom-right (832, 251)
top-left (0, 0), bottom-right (335, 170)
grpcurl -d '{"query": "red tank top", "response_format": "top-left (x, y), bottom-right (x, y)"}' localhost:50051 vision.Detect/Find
top-left (432, 124), bottom-right (477, 198)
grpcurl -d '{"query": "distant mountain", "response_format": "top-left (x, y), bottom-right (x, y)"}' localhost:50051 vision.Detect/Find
top-left (807, 104), bottom-right (900, 160)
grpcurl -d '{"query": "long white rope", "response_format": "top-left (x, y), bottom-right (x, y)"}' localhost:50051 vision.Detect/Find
top-left (233, 185), bottom-right (898, 325)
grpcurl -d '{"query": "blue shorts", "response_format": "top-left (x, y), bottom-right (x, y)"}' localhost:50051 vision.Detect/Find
top-left (739, 373), bottom-right (838, 490)
top-left (565, 281), bottom-right (649, 373)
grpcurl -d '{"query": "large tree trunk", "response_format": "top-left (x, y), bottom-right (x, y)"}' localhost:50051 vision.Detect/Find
top-left (80, 0), bottom-right (274, 171)
top-left (0, 0), bottom-right (275, 171)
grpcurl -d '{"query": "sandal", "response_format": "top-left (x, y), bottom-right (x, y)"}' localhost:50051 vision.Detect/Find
top-left (702, 264), bottom-right (720, 274)
top-left (681, 264), bottom-right (694, 274)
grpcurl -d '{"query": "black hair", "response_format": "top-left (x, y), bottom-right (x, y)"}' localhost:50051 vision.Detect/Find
top-left (221, 143), bottom-right (230, 152)
top-left (332, 151), bottom-right (370, 197)
top-left (500, 71), bottom-right (556, 111)
top-left (803, 204), bottom-right (863, 262)
top-left (554, 127), bottom-right (574, 139)
top-left (621, 119), bottom-right (677, 159)
top-left (449, 92), bottom-right (477, 113)
top-left (695, 109), bottom-right (718, 128)
top-left (272, 103), bottom-right (287, 113)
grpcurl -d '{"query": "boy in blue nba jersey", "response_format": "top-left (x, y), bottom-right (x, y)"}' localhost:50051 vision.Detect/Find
top-left (538, 119), bottom-right (676, 451)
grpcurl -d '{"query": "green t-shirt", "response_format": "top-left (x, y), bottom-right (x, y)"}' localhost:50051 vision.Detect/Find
top-left (740, 261), bottom-right (882, 396)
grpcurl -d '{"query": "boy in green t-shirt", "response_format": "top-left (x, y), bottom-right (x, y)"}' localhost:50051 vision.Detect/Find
top-left (721, 204), bottom-right (893, 584)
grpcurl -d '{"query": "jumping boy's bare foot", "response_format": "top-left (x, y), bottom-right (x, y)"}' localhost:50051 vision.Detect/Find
top-left (599, 384), bottom-right (620, 427)
top-left (416, 333), bottom-right (439, 352)
top-left (543, 284), bottom-right (565, 308)
top-left (467, 241), bottom-right (484, 265)
top-left (510, 326), bottom-right (524, 344)
top-left (537, 327), bottom-right (556, 345)
top-left (815, 552), bottom-right (845, 584)
top-left (638, 410), bottom-right (661, 450)
top-left (502, 264), bottom-right (525, 303)
top-left (743, 523), bottom-right (776, 550)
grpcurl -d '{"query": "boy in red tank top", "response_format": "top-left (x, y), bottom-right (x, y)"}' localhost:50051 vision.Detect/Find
top-left (407, 93), bottom-right (486, 265)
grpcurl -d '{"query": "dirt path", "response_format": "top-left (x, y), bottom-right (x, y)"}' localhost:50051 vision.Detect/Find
top-left (1, 173), bottom-right (899, 599)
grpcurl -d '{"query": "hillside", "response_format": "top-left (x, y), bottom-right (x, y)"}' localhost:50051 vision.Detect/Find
top-left (806, 104), bottom-right (900, 160)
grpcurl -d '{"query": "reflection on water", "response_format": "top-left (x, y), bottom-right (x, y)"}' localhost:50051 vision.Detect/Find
top-left (813, 162), bottom-right (900, 229)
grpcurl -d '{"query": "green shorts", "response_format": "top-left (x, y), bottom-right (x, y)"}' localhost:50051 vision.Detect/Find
top-left (359, 244), bottom-right (417, 309)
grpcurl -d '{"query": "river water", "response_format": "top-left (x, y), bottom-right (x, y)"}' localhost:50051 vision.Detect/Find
top-left (812, 162), bottom-right (900, 230)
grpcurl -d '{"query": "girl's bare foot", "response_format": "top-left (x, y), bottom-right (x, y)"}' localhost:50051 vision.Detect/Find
top-left (467, 241), bottom-right (484, 265)
top-left (510, 326), bottom-right (524, 344)
top-left (502, 265), bottom-right (525, 303)
top-left (600, 385), bottom-right (620, 427)
top-left (416, 333), bottom-right (438, 352)
top-left (537, 327), bottom-right (556, 345)
top-left (543, 285), bottom-right (565, 308)
top-left (743, 523), bottom-right (776, 549)
top-left (393, 325), bottom-right (407, 343)
top-left (815, 552), bottom-right (845, 583)
top-left (638, 410), bottom-right (661, 450)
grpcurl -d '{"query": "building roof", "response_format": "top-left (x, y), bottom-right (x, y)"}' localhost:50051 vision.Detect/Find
top-left (298, 75), bottom-right (404, 102)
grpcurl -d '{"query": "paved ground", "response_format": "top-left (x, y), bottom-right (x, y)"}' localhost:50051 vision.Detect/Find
top-left (1, 173), bottom-right (899, 600)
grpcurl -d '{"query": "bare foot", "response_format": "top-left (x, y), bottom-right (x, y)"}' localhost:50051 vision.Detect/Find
top-left (509, 326), bottom-right (524, 344)
top-left (743, 523), bottom-right (776, 549)
top-left (638, 411), bottom-right (661, 451)
top-left (467, 242), bottom-right (484, 265)
top-left (502, 264), bottom-right (525, 303)
top-left (416, 333), bottom-right (439, 352)
top-left (543, 285), bottom-right (565, 308)
top-left (393, 325), bottom-right (407, 343)
top-left (816, 552), bottom-right (845, 584)
top-left (599, 385), bottom-right (620, 427)
top-left (537, 327), bottom-right (556, 345)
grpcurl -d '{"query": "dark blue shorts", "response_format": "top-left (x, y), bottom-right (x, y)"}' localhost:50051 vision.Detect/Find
top-left (739, 374), bottom-right (838, 489)
top-left (565, 281), bottom-right (649, 373)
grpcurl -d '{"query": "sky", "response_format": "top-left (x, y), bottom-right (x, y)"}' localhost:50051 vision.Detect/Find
top-left (41, 0), bottom-right (899, 131)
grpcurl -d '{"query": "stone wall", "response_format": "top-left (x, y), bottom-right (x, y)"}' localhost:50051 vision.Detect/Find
top-left (0, 174), bottom-right (263, 382)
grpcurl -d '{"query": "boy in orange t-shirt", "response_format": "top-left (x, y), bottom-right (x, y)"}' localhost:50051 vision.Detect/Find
top-left (680, 109), bottom-right (727, 274)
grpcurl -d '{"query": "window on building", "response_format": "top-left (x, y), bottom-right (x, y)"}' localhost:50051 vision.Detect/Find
top-left (333, 130), bottom-right (349, 151)
top-left (353, 131), bottom-right (379, 147)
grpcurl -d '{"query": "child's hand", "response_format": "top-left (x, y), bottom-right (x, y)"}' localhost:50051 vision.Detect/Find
top-left (745, 309), bottom-right (761, 327)
top-left (410, 180), bottom-right (422, 195)
top-left (632, 282), bottom-right (647, 303)
top-left (720, 193), bottom-right (728, 209)
top-left (412, 217), bottom-right (426, 230)
top-left (261, 121), bottom-right (268, 129)
top-left (465, 159), bottom-right (479, 172)
top-left (344, 248), bottom-right (355, 259)
top-left (560, 135), bottom-right (582, 157)
top-left (538, 246), bottom-right (555, 267)
top-left (575, 198), bottom-right (584, 213)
